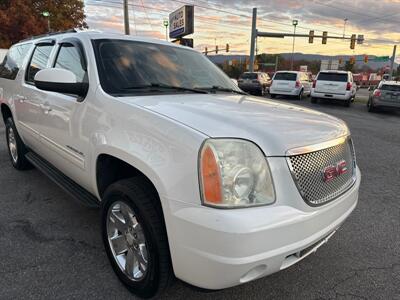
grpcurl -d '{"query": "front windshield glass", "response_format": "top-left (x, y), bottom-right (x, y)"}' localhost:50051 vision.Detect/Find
top-left (93, 39), bottom-right (241, 96)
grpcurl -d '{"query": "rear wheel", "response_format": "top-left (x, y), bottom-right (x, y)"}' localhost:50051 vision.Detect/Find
top-left (270, 94), bottom-right (276, 99)
top-left (311, 97), bottom-right (318, 104)
top-left (101, 178), bottom-right (173, 298)
top-left (297, 89), bottom-right (304, 100)
top-left (367, 99), bottom-right (375, 112)
top-left (344, 98), bottom-right (351, 107)
top-left (5, 117), bottom-right (32, 170)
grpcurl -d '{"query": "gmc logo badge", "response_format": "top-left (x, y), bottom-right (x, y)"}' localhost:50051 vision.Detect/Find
top-left (323, 160), bottom-right (348, 182)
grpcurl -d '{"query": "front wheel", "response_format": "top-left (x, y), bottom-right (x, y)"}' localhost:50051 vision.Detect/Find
top-left (5, 117), bottom-right (32, 170)
top-left (344, 98), bottom-right (351, 107)
top-left (270, 94), bottom-right (276, 99)
top-left (101, 178), bottom-right (173, 298)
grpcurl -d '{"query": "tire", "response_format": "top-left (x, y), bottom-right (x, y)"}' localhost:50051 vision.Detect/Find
top-left (344, 98), bottom-right (351, 107)
top-left (367, 99), bottom-right (375, 112)
top-left (101, 178), bottom-right (173, 299)
top-left (270, 94), bottom-right (276, 99)
top-left (297, 89), bottom-right (303, 100)
top-left (5, 117), bottom-right (32, 170)
top-left (311, 97), bottom-right (318, 104)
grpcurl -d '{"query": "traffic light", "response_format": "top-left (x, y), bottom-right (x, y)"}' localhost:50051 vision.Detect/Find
top-left (309, 30), bottom-right (314, 43)
top-left (322, 31), bottom-right (328, 44)
top-left (350, 34), bottom-right (356, 49)
top-left (205, 47), bottom-right (208, 55)
top-left (226, 43), bottom-right (229, 52)
top-left (349, 56), bottom-right (355, 64)
top-left (364, 55), bottom-right (368, 63)
top-left (216, 45), bottom-right (218, 54)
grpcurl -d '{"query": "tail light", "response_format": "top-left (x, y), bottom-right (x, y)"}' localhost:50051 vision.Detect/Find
top-left (312, 80), bottom-right (317, 88)
top-left (295, 80), bottom-right (301, 88)
top-left (373, 89), bottom-right (382, 97)
top-left (346, 82), bottom-right (352, 91)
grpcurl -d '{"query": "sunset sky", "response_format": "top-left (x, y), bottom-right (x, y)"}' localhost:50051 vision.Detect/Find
top-left (84, 0), bottom-right (400, 57)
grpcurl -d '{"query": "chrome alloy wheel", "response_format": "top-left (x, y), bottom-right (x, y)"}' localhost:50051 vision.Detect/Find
top-left (7, 127), bottom-right (18, 163)
top-left (107, 201), bottom-right (149, 281)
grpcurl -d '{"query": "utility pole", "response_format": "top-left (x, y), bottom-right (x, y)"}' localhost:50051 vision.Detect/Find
top-left (343, 18), bottom-right (348, 38)
top-left (389, 45), bottom-right (397, 80)
top-left (249, 8), bottom-right (257, 72)
top-left (123, 0), bottom-right (130, 35)
top-left (290, 20), bottom-right (298, 71)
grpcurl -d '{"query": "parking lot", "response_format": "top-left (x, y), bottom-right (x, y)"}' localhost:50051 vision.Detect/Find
top-left (0, 95), bottom-right (399, 299)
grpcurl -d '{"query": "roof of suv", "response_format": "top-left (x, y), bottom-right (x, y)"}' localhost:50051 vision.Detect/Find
top-left (16, 29), bottom-right (194, 51)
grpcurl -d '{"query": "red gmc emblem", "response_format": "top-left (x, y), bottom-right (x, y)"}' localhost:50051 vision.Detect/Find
top-left (323, 160), bottom-right (348, 182)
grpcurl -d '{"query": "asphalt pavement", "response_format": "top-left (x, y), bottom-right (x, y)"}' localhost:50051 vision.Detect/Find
top-left (0, 97), bottom-right (399, 299)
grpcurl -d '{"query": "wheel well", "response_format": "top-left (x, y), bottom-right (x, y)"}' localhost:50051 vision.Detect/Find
top-left (96, 154), bottom-right (157, 199)
top-left (1, 104), bottom-right (12, 124)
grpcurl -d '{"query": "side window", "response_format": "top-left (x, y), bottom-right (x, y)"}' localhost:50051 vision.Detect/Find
top-left (0, 44), bottom-right (32, 80)
top-left (54, 43), bottom-right (86, 82)
top-left (26, 44), bottom-right (54, 83)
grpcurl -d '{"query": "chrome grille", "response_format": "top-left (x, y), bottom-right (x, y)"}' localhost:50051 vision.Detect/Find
top-left (287, 138), bottom-right (356, 206)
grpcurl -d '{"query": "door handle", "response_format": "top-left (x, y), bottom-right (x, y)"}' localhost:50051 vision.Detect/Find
top-left (14, 95), bottom-right (27, 103)
top-left (40, 104), bottom-right (52, 114)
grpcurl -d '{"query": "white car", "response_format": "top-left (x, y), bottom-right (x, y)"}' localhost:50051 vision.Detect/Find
top-left (269, 71), bottom-right (312, 99)
top-left (311, 70), bottom-right (357, 106)
top-left (0, 31), bottom-right (360, 298)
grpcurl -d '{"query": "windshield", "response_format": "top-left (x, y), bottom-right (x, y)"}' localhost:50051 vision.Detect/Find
top-left (273, 72), bottom-right (297, 81)
top-left (93, 39), bottom-right (240, 96)
top-left (317, 73), bottom-right (348, 82)
top-left (240, 73), bottom-right (258, 79)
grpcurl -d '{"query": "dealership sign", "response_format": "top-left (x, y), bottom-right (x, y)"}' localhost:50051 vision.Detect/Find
top-left (169, 5), bottom-right (194, 39)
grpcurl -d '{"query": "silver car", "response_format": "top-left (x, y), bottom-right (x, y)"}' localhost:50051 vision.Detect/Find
top-left (368, 81), bottom-right (400, 112)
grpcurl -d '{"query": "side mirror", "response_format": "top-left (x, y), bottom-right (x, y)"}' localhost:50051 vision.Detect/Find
top-left (34, 68), bottom-right (88, 97)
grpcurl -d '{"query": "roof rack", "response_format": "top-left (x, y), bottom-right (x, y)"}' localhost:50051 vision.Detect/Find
top-left (19, 29), bottom-right (77, 43)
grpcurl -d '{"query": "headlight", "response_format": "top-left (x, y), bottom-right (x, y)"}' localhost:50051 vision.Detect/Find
top-left (199, 139), bottom-right (275, 208)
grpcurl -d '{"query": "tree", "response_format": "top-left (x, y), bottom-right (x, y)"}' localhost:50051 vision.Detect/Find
top-left (0, 0), bottom-right (87, 48)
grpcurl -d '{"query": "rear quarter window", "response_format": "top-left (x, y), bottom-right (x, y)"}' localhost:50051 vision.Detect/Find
top-left (317, 73), bottom-right (348, 82)
top-left (0, 43), bottom-right (32, 80)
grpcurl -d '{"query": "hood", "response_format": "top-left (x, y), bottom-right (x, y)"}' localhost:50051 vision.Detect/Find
top-left (120, 94), bottom-right (349, 156)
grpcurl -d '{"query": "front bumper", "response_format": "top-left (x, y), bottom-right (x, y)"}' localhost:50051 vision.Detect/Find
top-left (165, 162), bottom-right (361, 290)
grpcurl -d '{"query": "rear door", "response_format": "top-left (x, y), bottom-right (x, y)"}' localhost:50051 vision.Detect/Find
top-left (315, 72), bottom-right (348, 95)
top-left (272, 72), bottom-right (297, 92)
top-left (19, 40), bottom-right (56, 150)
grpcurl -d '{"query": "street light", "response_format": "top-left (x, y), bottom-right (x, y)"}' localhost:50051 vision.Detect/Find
top-left (163, 20), bottom-right (169, 41)
top-left (290, 20), bottom-right (298, 71)
top-left (42, 11), bottom-right (50, 32)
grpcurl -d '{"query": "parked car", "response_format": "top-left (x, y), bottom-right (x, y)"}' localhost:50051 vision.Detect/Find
top-left (0, 30), bottom-right (360, 298)
top-left (237, 72), bottom-right (271, 95)
top-left (368, 81), bottom-right (400, 112)
top-left (269, 71), bottom-right (312, 100)
top-left (311, 71), bottom-right (357, 106)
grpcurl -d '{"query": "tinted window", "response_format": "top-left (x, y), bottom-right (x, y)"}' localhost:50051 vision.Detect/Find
top-left (380, 84), bottom-right (400, 92)
top-left (317, 73), bottom-right (348, 82)
top-left (240, 73), bottom-right (258, 79)
top-left (54, 43), bottom-right (86, 82)
top-left (26, 44), bottom-right (54, 83)
top-left (93, 39), bottom-right (239, 95)
top-left (273, 72), bottom-right (297, 81)
top-left (0, 44), bottom-right (31, 80)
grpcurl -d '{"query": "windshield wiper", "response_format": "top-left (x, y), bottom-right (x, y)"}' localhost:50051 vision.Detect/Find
top-left (198, 85), bottom-right (248, 95)
top-left (122, 83), bottom-right (208, 94)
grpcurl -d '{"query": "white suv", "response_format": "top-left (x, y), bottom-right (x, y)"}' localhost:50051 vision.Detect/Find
top-left (0, 30), bottom-right (360, 298)
top-left (311, 70), bottom-right (357, 106)
top-left (269, 71), bottom-right (312, 99)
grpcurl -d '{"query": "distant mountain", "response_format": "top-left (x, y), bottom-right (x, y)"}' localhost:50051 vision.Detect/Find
top-left (208, 53), bottom-right (397, 71)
